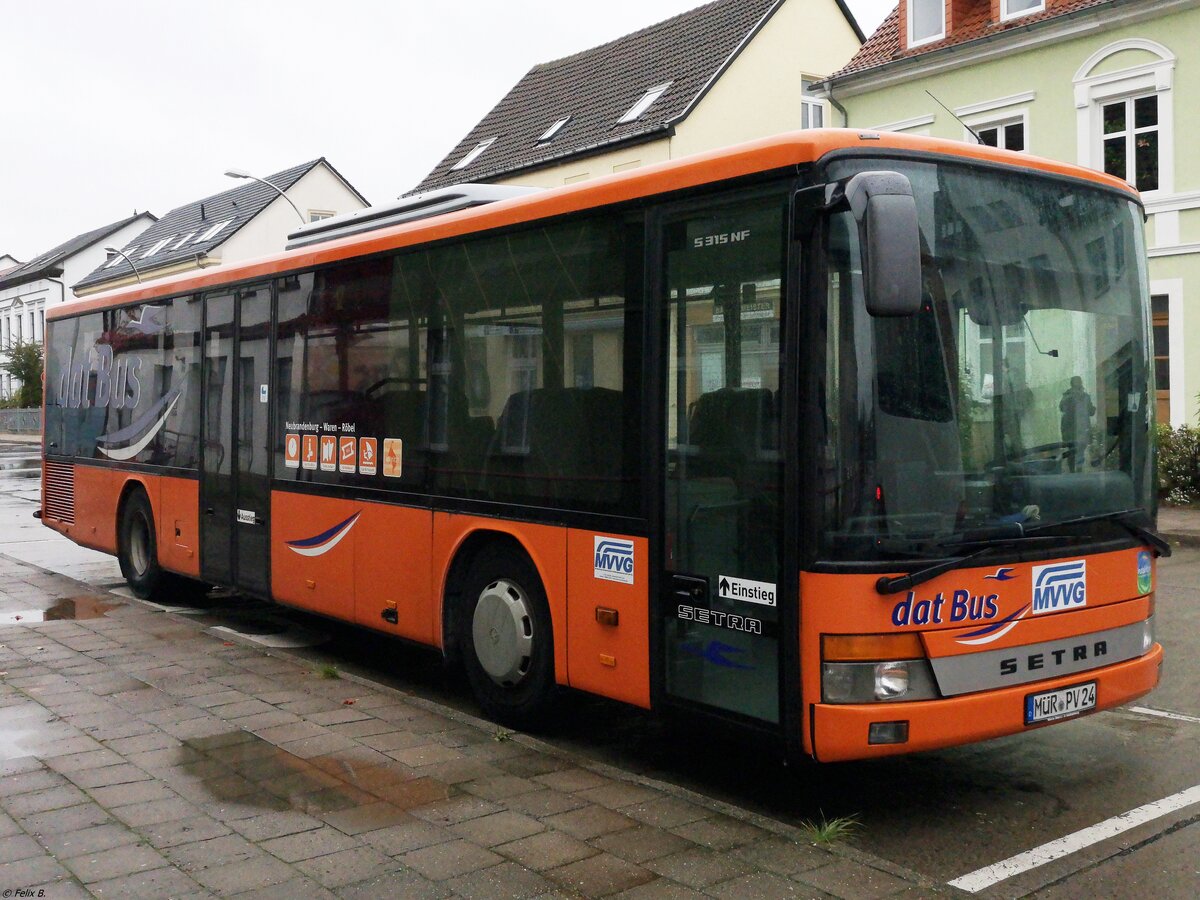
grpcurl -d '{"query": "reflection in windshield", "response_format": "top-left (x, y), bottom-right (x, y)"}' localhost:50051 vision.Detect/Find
top-left (820, 159), bottom-right (1153, 559)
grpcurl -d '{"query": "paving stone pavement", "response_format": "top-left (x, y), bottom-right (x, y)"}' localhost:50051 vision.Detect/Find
top-left (0, 553), bottom-right (949, 899)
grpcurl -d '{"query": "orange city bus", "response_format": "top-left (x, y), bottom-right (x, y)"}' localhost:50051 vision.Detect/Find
top-left (40, 130), bottom-right (1166, 762)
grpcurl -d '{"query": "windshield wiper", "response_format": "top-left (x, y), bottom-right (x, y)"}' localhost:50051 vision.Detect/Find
top-left (1022, 507), bottom-right (1172, 558)
top-left (874, 535), bottom-right (1060, 595)
top-left (875, 507), bottom-right (1173, 595)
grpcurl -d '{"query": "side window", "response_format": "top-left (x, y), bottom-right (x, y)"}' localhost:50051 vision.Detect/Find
top-left (420, 215), bottom-right (642, 512)
top-left (164, 297), bottom-right (202, 469)
top-left (275, 258), bottom-right (430, 489)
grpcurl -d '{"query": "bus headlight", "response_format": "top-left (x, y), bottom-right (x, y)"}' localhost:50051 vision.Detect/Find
top-left (821, 659), bottom-right (939, 703)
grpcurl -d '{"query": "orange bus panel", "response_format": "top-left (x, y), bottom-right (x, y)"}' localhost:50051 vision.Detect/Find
top-left (271, 492), bottom-right (359, 622)
top-left (157, 476), bottom-right (200, 578)
top-left (352, 501), bottom-right (433, 643)
top-left (566, 530), bottom-right (650, 709)
top-left (72, 465), bottom-right (153, 556)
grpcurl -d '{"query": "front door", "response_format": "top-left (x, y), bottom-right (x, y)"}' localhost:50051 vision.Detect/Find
top-left (658, 194), bottom-right (787, 724)
top-left (200, 284), bottom-right (272, 596)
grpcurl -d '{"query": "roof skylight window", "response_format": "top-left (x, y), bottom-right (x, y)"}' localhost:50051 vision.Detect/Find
top-left (538, 117), bottom-right (571, 143)
top-left (194, 219), bottom-right (234, 243)
top-left (618, 83), bottom-right (671, 124)
top-left (171, 232), bottom-right (195, 250)
top-left (104, 249), bottom-right (134, 268)
top-left (452, 138), bottom-right (496, 171)
top-left (141, 238), bottom-right (172, 258)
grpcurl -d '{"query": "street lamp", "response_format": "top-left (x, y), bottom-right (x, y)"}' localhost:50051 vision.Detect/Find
top-left (104, 247), bottom-right (142, 283)
top-left (224, 168), bottom-right (306, 224)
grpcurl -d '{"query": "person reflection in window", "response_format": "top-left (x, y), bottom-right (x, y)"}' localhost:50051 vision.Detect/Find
top-left (1059, 376), bottom-right (1095, 473)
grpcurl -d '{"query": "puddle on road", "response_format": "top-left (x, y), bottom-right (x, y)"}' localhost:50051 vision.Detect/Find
top-left (0, 595), bottom-right (123, 625)
top-left (180, 731), bottom-right (450, 814)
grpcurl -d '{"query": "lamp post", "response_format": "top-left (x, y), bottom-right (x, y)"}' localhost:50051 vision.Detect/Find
top-left (104, 246), bottom-right (142, 283)
top-left (225, 168), bottom-right (306, 224)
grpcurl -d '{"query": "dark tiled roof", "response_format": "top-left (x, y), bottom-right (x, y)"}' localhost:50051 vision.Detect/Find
top-left (75, 158), bottom-right (364, 290)
top-left (0, 212), bottom-right (156, 291)
top-left (829, 0), bottom-right (1112, 81)
top-left (414, 0), bottom-right (812, 192)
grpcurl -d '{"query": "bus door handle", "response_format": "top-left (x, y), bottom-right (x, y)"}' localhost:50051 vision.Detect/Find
top-left (205, 507), bottom-right (215, 515)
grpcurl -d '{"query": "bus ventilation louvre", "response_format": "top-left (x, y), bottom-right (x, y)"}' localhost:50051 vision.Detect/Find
top-left (43, 462), bottom-right (76, 524)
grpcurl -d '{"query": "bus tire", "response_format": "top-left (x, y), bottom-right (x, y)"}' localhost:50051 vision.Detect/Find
top-left (118, 490), bottom-right (164, 599)
top-left (458, 544), bottom-right (557, 729)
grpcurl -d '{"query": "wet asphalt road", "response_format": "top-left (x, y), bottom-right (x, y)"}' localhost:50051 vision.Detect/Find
top-left (1, 440), bottom-right (1196, 897)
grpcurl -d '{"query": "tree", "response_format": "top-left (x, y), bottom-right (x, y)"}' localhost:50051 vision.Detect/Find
top-left (1, 340), bottom-right (44, 409)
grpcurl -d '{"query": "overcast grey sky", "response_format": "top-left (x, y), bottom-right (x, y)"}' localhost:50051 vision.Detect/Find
top-left (0, 0), bottom-right (896, 261)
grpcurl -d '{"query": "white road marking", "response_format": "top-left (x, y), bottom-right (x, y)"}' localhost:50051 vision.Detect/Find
top-left (948, 784), bottom-right (1200, 893)
top-left (1127, 705), bottom-right (1200, 725)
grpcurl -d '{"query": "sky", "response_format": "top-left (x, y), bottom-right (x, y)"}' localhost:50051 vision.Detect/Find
top-left (0, 0), bottom-right (896, 261)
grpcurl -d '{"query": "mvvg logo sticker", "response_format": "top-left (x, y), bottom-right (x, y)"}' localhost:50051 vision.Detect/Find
top-left (594, 537), bottom-right (635, 585)
top-left (1031, 560), bottom-right (1087, 614)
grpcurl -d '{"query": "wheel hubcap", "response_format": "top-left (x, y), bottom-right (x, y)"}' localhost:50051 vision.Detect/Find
top-left (472, 578), bottom-right (534, 686)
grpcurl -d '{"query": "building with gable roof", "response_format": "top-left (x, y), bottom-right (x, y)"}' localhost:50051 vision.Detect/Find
top-left (414, 0), bottom-right (864, 193)
top-left (74, 158), bottom-right (368, 297)
top-left (820, 0), bottom-right (1200, 428)
top-left (0, 212), bottom-right (155, 400)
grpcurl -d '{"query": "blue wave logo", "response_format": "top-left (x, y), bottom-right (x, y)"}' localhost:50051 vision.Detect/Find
top-left (681, 640), bottom-right (754, 670)
top-left (984, 567), bottom-right (1017, 581)
top-left (286, 512), bottom-right (361, 557)
top-left (96, 389), bottom-right (181, 461)
top-left (954, 604), bottom-right (1029, 646)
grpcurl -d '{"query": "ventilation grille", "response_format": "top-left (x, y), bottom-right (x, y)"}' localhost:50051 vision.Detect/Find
top-left (43, 462), bottom-right (76, 524)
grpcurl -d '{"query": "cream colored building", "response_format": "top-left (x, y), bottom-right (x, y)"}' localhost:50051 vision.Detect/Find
top-left (413, 0), bottom-right (864, 193)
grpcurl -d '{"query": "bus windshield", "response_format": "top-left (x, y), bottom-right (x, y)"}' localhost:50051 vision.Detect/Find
top-left (820, 157), bottom-right (1154, 560)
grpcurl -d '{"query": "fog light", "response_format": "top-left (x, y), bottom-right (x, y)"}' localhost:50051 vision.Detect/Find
top-left (874, 661), bottom-right (910, 700)
top-left (868, 721), bottom-right (909, 744)
top-left (1142, 616), bottom-right (1155, 654)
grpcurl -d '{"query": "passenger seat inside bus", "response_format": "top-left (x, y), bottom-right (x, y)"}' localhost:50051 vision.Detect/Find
top-left (481, 387), bottom-right (623, 507)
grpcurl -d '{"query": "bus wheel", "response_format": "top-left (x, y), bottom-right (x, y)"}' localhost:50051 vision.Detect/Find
top-left (459, 546), bottom-right (557, 729)
top-left (118, 490), bottom-right (165, 599)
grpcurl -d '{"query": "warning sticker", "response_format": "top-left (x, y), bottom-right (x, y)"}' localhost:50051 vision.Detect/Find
top-left (284, 434), bottom-right (300, 469)
top-left (319, 435), bottom-right (337, 472)
top-left (339, 436), bottom-right (357, 474)
top-left (302, 434), bottom-right (318, 470)
top-left (382, 438), bottom-right (403, 478)
top-left (359, 437), bottom-right (378, 475)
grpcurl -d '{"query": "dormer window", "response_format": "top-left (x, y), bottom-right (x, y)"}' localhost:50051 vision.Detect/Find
top-left (1001, 0), bottom-right (1044, 21)
top-left (618, 83), bottom-right (671, 124)
top-left (908, 0), bottom-right (945, 48)
top-left (452, 138), bottom-right (495, 171)
top-left (538, 117), bottom-right (571, 143)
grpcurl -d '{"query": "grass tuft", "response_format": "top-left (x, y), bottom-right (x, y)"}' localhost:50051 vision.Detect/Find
top-left (798, 812), bottom-right (859, 845)
top-left (315, 663), bottom-right (340, 680)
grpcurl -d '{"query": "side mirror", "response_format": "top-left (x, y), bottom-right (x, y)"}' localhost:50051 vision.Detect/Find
top-left (845, 172), bottom-right (923, 317)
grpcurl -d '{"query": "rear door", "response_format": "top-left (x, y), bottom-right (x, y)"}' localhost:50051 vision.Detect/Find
top-left (199, 283), bottom-right (272, 595)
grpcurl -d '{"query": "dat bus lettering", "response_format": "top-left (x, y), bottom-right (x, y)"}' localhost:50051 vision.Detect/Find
top-left (891, 589), bottom-right (999, 627)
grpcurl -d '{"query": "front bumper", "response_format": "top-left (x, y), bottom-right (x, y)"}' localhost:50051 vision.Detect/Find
top-left (810, 643), bottom-right (1162, 762)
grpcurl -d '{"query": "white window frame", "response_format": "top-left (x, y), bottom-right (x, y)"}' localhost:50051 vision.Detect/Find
top-left (1074, 39), bottom-right (1175, 199)
top-left (1151, 277), bottom-right (1186, 427)
top-left (1001, 0), bottom-right (1045, 22)
top-left (194, 219), bottom-right (234, 244)
top-left (801, 79), bottom-right (825, 130)
top-left (955, 92), bottom-right (1035, 152)
top-left (907, 0), bottom-right (945, 49)
top-left (141, 237), bottom-right (172, 258)
top-left (452, 138), bottom-right (495, 171)
top-left (307, 210), bottom-right (335, 223)
top-left (618, 83), bottom-right (671, 124)
top-left (538, 117), bottom-right (571, 143)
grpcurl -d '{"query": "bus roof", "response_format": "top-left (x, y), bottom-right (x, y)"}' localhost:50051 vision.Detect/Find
top-left (50, 128), bottom-right (1139, 321)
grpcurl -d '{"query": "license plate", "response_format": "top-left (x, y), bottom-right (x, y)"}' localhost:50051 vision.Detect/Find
top-left (1025, 681), bottom-right (1096, 725)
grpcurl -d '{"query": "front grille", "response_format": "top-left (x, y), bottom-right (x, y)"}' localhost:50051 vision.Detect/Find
top-left (43, 461), bottom-right (76, 524)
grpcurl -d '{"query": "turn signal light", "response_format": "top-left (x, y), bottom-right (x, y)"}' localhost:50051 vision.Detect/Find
top-left (823, 633), bottom-right (925, 662)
